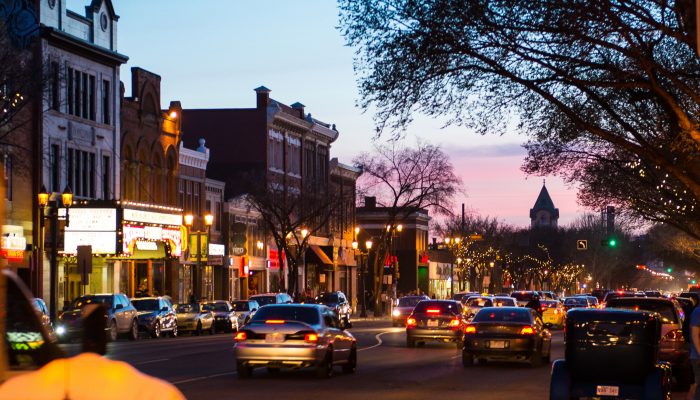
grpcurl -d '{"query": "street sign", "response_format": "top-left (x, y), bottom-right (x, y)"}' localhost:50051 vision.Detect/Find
top-left (576, 240), bottom-right (588, 250)
top-left (469, 234), bottom-right (483, 241)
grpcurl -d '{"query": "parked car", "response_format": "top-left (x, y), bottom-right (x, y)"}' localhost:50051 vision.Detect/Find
top-left (406, 300), bottom-right (465, 348)
top-left (233, 304), bottom-right (356, 378)
top-left (541, 300), bottom-right (566, 328)
top-left (249, 292), bottom-right (293, 307)
top-left (550, 309), bottom-right (672, 399)
top-left (463, 296), bottom-right (494, 320)
top-left (206, 300), bottom-right (239, 332)
top-left (605, 297), bottom-right (692, 390)
top-left (392, 295), bottom-right (430, 326)
top-left (231, 300), bottom-right (260, 326)
top-left (56, 293), bottom-right (138, 342)
top-left (463, 306), bottom-right (551, 367)
top-left (314, 291), bottom-right (351, 324)
top-left (174, 303), bottom-right (215, 335)
top-left (131, 297), bottom-right (177, 338)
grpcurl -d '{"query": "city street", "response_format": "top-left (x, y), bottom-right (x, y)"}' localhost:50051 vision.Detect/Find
top-left (61, 319), bottom-right (560, 399)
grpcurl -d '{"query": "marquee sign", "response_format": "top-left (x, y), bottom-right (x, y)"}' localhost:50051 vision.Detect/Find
top-left (63, 208), bottom-right (118, 254)
top-left (123, 224), bottom-right (183, 257)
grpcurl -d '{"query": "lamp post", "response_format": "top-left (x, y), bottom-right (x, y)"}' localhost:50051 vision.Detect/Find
top-left (352, 238), bottom-right (373, 318)
top-left (184, 213), bottom-right (213, 301)
top-left (386, 224), bottom-right (402, 302)
top-left (445, 237), bottom-right (462, 297)
top-left (38, 185), bottom-right (73, 322)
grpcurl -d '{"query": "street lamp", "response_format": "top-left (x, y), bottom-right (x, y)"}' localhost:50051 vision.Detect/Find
top-left (38, 184), bottom-right (73, 322)
top-left (184, 212), bottom-right (213, 301)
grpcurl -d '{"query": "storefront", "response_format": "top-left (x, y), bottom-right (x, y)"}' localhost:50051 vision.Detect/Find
top-left (429, 261), bottom-right (451, 300)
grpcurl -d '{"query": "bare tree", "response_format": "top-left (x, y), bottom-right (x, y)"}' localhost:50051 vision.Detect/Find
top-left (338, 0), bottom-right (700, 239)
top-left (355, 141), bottom-right (461, 315)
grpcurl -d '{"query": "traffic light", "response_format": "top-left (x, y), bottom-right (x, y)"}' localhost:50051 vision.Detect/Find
top-left (666, 267), bottom-right (672, 273)
top-left (608, 238), bottom-right (617, 247)
top-left (601, 236), bottom-right (618, 248)
top-left (691, 280), bottom-right (696, 284)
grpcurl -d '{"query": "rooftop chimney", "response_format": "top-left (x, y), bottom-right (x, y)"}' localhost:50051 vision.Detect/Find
top-left (290, 102), bottom-right (305, 119)
top-left (254, 86), bottom-right (271, 109)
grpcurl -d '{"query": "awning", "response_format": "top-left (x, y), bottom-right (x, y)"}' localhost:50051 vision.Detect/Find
top-left (128, 241), bottom-right (168, 260)
top-left (307, 245), bottom-right (333, 265)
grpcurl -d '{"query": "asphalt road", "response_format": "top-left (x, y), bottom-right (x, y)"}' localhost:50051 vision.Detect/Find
top-left (59, 320), bottom-right (688, 400)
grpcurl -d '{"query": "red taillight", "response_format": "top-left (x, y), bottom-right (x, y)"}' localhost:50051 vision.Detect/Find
top-left (663, 329), bottom-right (684, 342)
top-left (540, 306), bottom-right (547, 312)
top-left (406, 317), bottom-right (417, 326)
top-left (520, 326), bottom-right (535, 335)
top-left (426, 309), bottom-right (441, 314)
top-left (449, 319), bottom-right (461, 327)
top-left (234, 331), bottom-right (247, 341)
top-left (464, 325), bottom-right (476, 334)
top-left (304, 333), bottom-right (319, 343)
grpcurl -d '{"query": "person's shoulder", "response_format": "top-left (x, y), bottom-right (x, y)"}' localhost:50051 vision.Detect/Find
top-left (690, 306), bottom-right (700, 324)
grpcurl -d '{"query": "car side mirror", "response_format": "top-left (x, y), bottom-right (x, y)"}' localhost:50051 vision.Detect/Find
top-left (115, 304), bottom-right (123, 310)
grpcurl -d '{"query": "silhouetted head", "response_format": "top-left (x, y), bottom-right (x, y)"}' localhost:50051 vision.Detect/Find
top-left (81, 303), bottom-right (108, 355)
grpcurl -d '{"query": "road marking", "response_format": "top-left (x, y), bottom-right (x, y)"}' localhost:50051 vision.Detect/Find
top-left (358, 330), bottom-right (395, 352)
top-left (171, 371), bottom-right (236, 385)
top-left (136, 358), bottom-right (170, 365)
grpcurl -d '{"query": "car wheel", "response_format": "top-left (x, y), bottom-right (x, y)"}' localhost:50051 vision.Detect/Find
top-left (170, 324), bottom-right (178, 338)
top-left (342, 346), bottom-right (357, 373)
top-left (462, 350), bottom-right (474, 367)
top-left (316, 349), bottom-right (334, 379)
top-left (129, 319), bottom-right (139, 341)
top-left (209, 322), bottom-right (216, 335)
top-left (194, 321), bottom-right (202, 336)
top-left (151, 321), bottom-right (161, 339)
top-left (108, 320), bottom-right (118, 342)
top-left (406, 338), bottom-right (415, 348)
top-left (237, 361), bottom-right (252, 379)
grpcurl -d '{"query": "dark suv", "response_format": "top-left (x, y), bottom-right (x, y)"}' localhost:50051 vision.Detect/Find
top-left (315, 291), bottom-right (351, 324)
top-left (56, 293), bottom-right (138, 342)
top-left (131, 297), bottom-right (178, 338)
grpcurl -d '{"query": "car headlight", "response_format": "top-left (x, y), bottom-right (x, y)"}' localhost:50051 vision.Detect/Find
top-left (55, 325), bottom-right (66, 336)
top-left (392, 309), bottom-right (400, 317)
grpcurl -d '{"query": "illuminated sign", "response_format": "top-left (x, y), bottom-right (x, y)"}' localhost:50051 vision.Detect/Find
top-left (1, 235), bottom-right (26, 261)
top-left (135, 241), bottom-right (158, 251)
top-left (123, 224), bottom-right (182, 257)
top-left (64, 208), bottom-right (117, 254)
top-left (123, 209), bottom-right (182, 226)
top-left (209, 244), bottom-right (225, 256)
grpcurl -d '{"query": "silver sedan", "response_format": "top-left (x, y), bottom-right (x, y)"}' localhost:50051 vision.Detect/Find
top-left (233, 304), bottom-right (356, 378)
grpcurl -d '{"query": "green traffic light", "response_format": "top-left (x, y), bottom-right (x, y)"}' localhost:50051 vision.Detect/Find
top-left (608, 239), bottom-right (617, 247)
top-left (692, 280), bottom-right (697, 284)
top-left (667, 268), bottom-right (672, 273)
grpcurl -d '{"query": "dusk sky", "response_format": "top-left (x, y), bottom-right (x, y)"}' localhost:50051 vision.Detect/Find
top-left (93, 0), bottom-right (587, 228)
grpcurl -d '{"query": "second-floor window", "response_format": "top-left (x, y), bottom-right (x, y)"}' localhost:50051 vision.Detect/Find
top-left (268, 130), bottom-right (284, 171)
top-left (67, 148), bottom-right (96, 198)
top-left (102, 79), bottom-right (110, 124)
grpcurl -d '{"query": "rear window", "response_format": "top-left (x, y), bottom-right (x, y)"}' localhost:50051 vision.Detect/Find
top-left (175, 304), bottom-right (199, 313)
top-left (413, 301), bottom-right (461, 315)
top-left (251, 306), bottom-right (320, 325)
top-left (493, 298), bottom-right (516, 307)
top-left (250, 295), bottom-right (276, 306)
top-left (209, 303), bottom-right (230, 312)
top-left (606, 299), bottom-right (678, 324)
top-left (316, 293), bottom-right (339, 303)
top-left (564, 298), bottom-right (588, 306)
top-left (511, 292), bottom-right (534, 301)
top-left (473, 308), bottom-right (531, 323)
top-left (398, 297), bottom-right (424, 307)
top-left (541, 300), bottom-right (559, 308)
top-left (466, 298), bottom-right (493, 307)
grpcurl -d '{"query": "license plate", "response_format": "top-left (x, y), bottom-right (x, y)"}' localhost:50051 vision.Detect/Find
top-left (427, 319), bottom-right (439, 327)
top-left (265, 333), bottom-right (284, 343)
top-left (488, 340), bottom-right (507, 349)
top-left (596, 385), bottom-right (619, 396)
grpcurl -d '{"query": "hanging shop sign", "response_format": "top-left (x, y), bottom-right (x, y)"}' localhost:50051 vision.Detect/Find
top-left (122, 224), bottom-right (183, 257)
top-left (208, 243), bottom-right (225, 265)
top-left (1, 234), bottom-right (26, 261)
top-left (64, 208), bottom-right (117, 254)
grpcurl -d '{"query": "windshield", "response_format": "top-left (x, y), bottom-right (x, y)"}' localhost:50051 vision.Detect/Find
top-left (250, 295), bottom-right (276, 306)
top-left (251, 306), bottom-right (320, 325)
top-left (511, 292), bottom-right (534, 301)
top-left (607, 300), bottom-right (678, 324)
top-left (231, 301), bottom-right (250, 311)
top-left (71, 295), bottom-right (112, 309)
top-left (132, 299), bottom-right (159, 311)
top-left (398, 297), bottom-right (425, 307)
top-left (473, 308), bottom-right (532, 323)
top-left (316, 293), bottom-right (338, 303)
top-left (564, 298), bottom-right (587, 306)
top-left (209, 303), bottom-right (230, 312)
top-left (175, 304), bottom-right (199, 313)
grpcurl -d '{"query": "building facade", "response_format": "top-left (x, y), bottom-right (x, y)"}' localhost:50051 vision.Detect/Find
top-left (529, 182), bottom-right (559, 228)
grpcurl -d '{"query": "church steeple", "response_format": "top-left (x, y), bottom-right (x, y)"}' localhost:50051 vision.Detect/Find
top-left (530, 181), bottom-right (559, 228)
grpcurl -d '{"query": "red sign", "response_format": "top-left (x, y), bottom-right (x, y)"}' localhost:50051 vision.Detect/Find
top-left (268, 249), bottom-right (280, 269)
top-left (1, 249), bottom-right (24, 261)
top-left (384, 254), bottom-right (398, 266)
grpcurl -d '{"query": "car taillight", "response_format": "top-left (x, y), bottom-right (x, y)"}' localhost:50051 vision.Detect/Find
top-left (540, 306), bottom-right (547, 312)
top-left (406, 317), bottom-right (417, 327)
top-left (449, 319), bottom-right (461, 327)
top-left (304, 333), bottom-right (319, 343)
top-left (265, 319), bottom-right (285, 324)
top-left (234, 331), bottom-right (247, 341)
top-left (520, 326), bottom-right (535, 335)
top-left (464, 325), bottom-right (476, 334)
top-left (426, 309), bottom-right (441, 314)
top-left (663, 329), bottom-right (684, 342)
